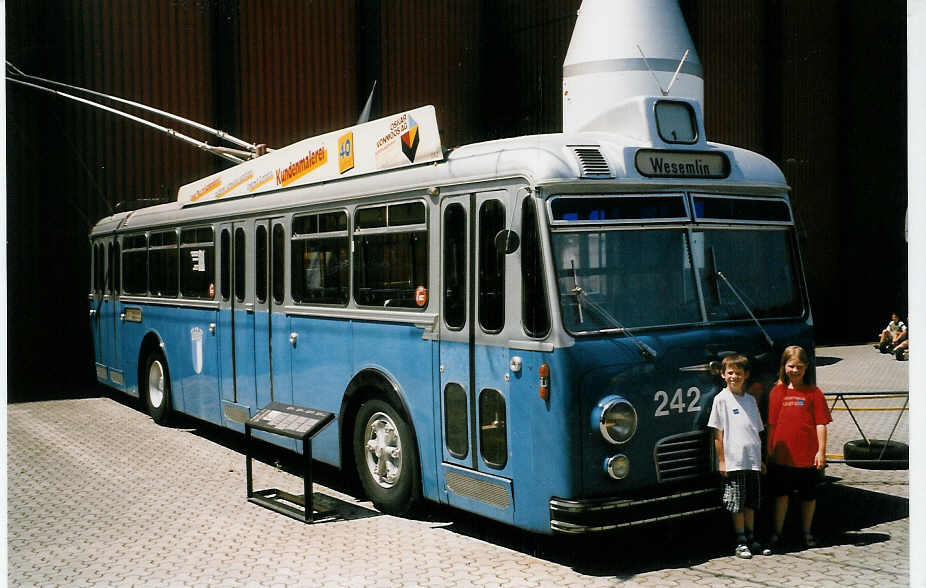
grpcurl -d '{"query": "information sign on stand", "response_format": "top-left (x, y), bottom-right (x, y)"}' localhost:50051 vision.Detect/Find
top-left (245, 402), bottom-right (336, 523)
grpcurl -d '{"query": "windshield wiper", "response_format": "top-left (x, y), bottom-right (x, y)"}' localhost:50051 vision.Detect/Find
top-left (569, 260), bottom-right (657, 360)
top-left (715, 271), bottom-right (775, 349)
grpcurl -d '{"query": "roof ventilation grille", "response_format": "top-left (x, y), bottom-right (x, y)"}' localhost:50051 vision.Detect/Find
top-left (572, 146), bottom-right (611, 177)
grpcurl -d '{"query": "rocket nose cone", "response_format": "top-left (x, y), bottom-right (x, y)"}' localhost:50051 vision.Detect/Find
top-left (563, 0), bottom-right (703, 133)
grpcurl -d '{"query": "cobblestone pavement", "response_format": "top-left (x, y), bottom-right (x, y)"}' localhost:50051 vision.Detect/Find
top-left (7, 345), bottom-right (910, 586)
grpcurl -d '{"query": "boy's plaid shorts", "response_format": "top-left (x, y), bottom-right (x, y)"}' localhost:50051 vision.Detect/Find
top-left (722, 470), bottom-right (761, 513)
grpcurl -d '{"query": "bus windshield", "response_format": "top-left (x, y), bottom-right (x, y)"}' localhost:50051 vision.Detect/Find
top-left (551, 227), bottom-right (803, 333)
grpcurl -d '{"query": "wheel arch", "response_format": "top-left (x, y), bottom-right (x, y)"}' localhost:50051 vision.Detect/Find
top-left (137, 331), bottom-right (169, 396)
top-left (339, 367), bottom-right (421, 480)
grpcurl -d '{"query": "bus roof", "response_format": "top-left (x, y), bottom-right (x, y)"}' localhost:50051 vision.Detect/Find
top-left (91, 120), bottom-right (788, 236)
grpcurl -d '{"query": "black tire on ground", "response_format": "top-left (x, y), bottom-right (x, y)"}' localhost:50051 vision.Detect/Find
top-left (843, 439), bottom-right (908, 470)
top-left (353, 398), bottom-right (421, 515)
top-left (142, 349), bottom-right (172, 424)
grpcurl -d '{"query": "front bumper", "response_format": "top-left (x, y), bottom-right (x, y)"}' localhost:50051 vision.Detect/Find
top-left (549, 479), bottom-right (722, 534)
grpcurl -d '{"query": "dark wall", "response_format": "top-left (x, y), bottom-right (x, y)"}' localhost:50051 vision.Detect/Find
top-left (5, 1), bottom-right (907, 399)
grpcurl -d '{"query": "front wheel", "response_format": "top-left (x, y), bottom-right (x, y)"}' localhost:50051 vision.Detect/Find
top-left (143, 349), bottom-right (171, 424)
top-left (353, 398), bottom-right (420, 514)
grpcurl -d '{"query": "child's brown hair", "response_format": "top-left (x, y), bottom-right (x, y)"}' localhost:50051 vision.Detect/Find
top-left (777, 345), bottom-right (810, 385)
top-left (721, 354), bottom-right (750, 374)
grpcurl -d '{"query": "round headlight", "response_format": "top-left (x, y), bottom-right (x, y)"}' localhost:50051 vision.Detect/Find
top-left (605, 454), bottom-right (630, 480)
top-left (599, 397), bottom-right (638, 444)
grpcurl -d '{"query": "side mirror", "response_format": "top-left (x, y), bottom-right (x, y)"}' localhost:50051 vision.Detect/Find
top-left (494, 230), bottom-right (520, 254)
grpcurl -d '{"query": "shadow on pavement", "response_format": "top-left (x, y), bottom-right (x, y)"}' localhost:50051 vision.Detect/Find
top-left (425, 479), bottom-right (908, 577)
top-left (98, 388), bottom-right (381, 524)
top-left (6, 381), bottom-right (107, 403)
top-left (815, 355), bottom-right (843, 366)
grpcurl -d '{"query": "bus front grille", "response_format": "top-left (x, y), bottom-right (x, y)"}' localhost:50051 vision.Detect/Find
top-left (654, 430), bottom-right (713, 483)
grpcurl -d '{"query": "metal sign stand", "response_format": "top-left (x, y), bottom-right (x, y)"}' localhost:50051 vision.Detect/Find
top-left (245, 402), bottom-right (336, 523)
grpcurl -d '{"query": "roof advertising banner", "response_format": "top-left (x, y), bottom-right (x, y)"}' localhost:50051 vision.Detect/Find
top-left (177, 105), bottom-right (443, 206)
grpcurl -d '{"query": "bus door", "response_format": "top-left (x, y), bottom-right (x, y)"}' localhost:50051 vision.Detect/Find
top-left (218, 222), bottom-right (257, 426)
top-left (92, 238), bottom-right (121, 387)
top-left (254, 218), bottom-right (293, 411)
top-left (438, 192), bottom-right (514, 515)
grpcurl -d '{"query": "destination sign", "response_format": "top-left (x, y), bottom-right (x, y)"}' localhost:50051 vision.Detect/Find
top-left (635, 149), bottom-right (729, 179)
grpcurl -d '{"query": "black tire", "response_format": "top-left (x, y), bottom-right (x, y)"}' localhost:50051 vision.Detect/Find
top-left (843, 439), bottom-right (908, 470)
top-left (142, 349), bottom-right (172, 424)
top-left (353, 398), bottom-right (421, 514)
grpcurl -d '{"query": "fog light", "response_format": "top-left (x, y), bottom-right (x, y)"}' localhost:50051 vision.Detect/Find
top-left (605, 454), bottom-right (630, 480)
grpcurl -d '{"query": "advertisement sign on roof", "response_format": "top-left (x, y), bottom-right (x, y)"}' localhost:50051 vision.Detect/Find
top-left (177, 105), bottom-right (443, 206)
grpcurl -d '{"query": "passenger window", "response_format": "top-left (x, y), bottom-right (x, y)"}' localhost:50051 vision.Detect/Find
top-left (149, 230), bottom-right (179, 297)
top-left (234, 228), bottom-right (246, 302)
top-left (93, 243), bottom-right (103, 293)
top-left (292, 211), bottom-right (349, 305)
top-left (179, 227), bottom-right (215, 299)
top-left (443, 203), bottom-right (466, 329)
top-left (272, 224), bottom-right (285, 305)
top-left (479, 388), bottom-right (507, 469)
top-left (256, 225), bottom-right (268, 303)
top-left (106, 243), bottom-right (114, 294)
top-left (220, 229), bottom-right (230, 301)
top-left (353, 202), bottom-right (428, 309)
top-left (122, 234), bottom-right (148, 295)
top-left (478, 200), bottom-right (505, 332)
top-left (521, 198), bottom-right (550, 338)
top-left (444, 383), bottom-right (469, 459)
top-left (113, 241), bottom-right (120, 295)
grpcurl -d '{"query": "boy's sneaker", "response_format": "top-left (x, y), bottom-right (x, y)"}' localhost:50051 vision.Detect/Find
top-left (735, 543), bottom-right (753, 559)
top-left (762, 535), bottom-right (778, 555)
top-left (750, 540), bottom-right (763, 555)
top-left (803, 533), bottom-right (818, 548)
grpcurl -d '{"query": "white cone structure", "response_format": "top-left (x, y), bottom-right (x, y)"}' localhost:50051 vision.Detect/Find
top-left (563, 0), bottom-right (703, 134)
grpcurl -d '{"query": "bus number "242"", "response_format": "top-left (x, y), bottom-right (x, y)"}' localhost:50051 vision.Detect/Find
top-left (654, 387), bottom-right (701, 416)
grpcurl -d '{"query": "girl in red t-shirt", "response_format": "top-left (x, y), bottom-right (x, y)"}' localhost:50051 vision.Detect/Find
top-left (766, 345), bottom-right (832, 550)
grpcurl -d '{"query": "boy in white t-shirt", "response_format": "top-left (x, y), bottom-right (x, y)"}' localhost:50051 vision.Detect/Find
top-left (708, 354), bottom-right (767, 559)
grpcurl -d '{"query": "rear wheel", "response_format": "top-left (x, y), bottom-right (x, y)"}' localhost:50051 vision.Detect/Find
top-left (353, 398), bottom-right (420, 514)
top-left (143, 349), bottom-right (171, 424)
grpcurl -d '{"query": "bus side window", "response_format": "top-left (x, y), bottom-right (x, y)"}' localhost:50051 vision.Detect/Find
top-left (292, 211), bottom-right (349, 305)
top-left (272, 223), bottom-right (285, 305)
top-left (234, 227), bottom-right (246, 302)
top-left (180, 227), bottom-right (215, 299)
top-left (220, 229), bottom-right (230, 301)
top-left (443, 203), bottom-right (466, 329)
top-left (353, 202), bottom-right (427, 309)
top-left (149, 230), bottom-right (179, 297)
top-left (106, 242), bottom-right (114, 295)
top-left (521, 198), bottom-right (550, 338)
top-left (478, 199), bottom-right (505, 333)
top-left (256, 224), bottom-right (268, 304)
top-left (113, 241), bottom-right (120, 295)
top-left (122, 234), bottom-right (148, 295)
top-left (93, 242), bottom-right (103, 294)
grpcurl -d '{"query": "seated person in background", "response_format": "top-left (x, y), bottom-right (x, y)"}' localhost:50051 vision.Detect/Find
top-left (877, 313), bottom-right (906, 353)
top-left (892, 328), bottom-right (908, 360)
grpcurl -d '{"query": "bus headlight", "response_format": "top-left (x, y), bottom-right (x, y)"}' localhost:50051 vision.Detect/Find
top-left (605, 454), bottom-right (630, 480)
top-left (597, 395), bottom-right (637, 444)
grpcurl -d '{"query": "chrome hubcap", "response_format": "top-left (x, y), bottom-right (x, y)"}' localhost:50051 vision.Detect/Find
top-left (147, 360), bottom-right (165, 409)
top-left (363, 412), bottom-right (402, 489)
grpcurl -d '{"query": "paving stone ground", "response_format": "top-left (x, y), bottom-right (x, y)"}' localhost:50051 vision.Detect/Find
top-left (7, 344), bottom-right (911, 586)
